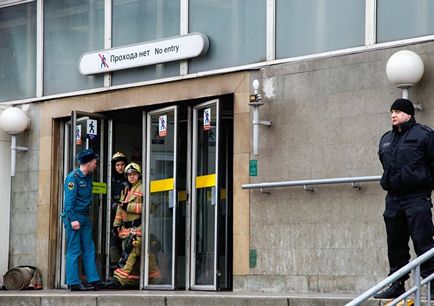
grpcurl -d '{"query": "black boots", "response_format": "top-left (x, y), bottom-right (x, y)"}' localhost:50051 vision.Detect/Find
top-left (373, 281), bottom-right (405, 299)
top-left (69, 283), bottom-right (94, 291)
top-left (69, 281), bottom-right (107, 291)
top-left (104, 277), bottom-right (122, 289)
top-left (90, 280), bottom-right (107, 290)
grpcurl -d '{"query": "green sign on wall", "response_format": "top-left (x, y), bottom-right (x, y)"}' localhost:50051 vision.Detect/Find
top-left (249, 159), bottom-right (257, 176)
top-left (249, 249), bottom-right (257, 268)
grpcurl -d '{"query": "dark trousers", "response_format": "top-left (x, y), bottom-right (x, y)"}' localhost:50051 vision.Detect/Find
top-left (384, 192), bottom-right (434, 281)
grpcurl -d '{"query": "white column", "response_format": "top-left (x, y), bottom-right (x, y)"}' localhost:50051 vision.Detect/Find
top-left (0, 108), bottom-right (11, 276)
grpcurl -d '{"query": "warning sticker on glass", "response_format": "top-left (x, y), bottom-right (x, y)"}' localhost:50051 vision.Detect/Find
top-left (203, 108), bottom-right (211, 131)
top-left (75, 125), bottom-right (82, 145)
top-left (159, 115), bottom-right (167, 137)
top-left (87, 119), bottom-right (97, 140)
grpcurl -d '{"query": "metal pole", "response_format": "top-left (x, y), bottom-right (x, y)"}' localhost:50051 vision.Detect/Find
top-left (253, 106), bottom-right (259, 156)
top-left (414, 265), bottom-right (421, 306)
top-left (10, 135), bottom-right (16, 177)
top-left (241, 175), bottom-right (382, 190)
top-left (347, 247), bottom-right (434, 306)
top-left (402, 88), bottom-right (409, 99)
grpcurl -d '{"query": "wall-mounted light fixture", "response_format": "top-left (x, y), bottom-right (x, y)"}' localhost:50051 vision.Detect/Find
top-left (249, 79), bottom-right (271, 156)
top-left (386, 50), bottom-right (424, 109)
top-left (0, 107), bottom-right (30, 176)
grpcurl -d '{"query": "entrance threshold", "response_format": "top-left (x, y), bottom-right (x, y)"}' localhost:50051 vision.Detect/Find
top-left (0, 289), bottom-right (361, 306)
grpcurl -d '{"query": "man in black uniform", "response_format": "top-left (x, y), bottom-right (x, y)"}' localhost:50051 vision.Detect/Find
top-left (375, 98), bottom-right (434, 299)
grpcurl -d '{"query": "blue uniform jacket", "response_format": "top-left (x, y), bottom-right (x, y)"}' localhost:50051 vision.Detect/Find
top-left (63, 168), bottom-right (93, 222)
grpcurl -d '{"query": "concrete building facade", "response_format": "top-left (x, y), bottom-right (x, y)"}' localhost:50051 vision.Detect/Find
top-left (1, 0), bottom-right (434, 294)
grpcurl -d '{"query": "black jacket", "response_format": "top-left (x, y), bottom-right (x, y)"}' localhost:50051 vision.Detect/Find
top-left (112, 173), bottom-right (128, 205)
top-left (378, 117), bottom-right (434, 194)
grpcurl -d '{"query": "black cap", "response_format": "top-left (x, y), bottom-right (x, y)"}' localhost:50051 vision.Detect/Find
top-left (76, 149), bottom-right (98, 164)
top-left (390, 98), bottom-right (415, 117)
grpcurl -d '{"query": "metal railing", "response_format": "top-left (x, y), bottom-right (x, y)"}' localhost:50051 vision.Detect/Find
top-left (347, 247), bottom-right (434, 306)
top-left (241, 175), bottom-right (382, 192)
top-left (242, 176), bottom-right (434, 305)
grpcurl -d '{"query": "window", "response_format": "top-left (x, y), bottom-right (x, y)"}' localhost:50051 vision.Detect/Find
top-left (0, 0), bottom-right (34, 8)
top-left (189, 0), bottom-right (266, 73)
top-left (377, 0), bottom-right (434, 43)
top-left (276, 0), bottom-right (365, 58)
top-left (44, 0), bottom-right (104, 95)
top-left (0, 2), bottom-right (36, 101)
top-left (111, 0), bottom-right (180, 85)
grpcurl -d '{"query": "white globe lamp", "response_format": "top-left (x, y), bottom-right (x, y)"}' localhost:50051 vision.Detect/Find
top-left (0, 107), bottom-right (29, 135)
top-left (0, 107), bottom-right (30, 176)
top-left (386, 50), bottom-right (424, 99)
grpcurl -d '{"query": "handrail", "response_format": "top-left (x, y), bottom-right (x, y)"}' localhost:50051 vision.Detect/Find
top-left (241, 175), bottom-right (382, 190)
top-left (347, 247), bottom-right (434, 306)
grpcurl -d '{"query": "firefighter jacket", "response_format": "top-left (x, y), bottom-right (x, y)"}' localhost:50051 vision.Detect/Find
top-left (379, 117), bottom-right (434, 194)
top-left (113, 180), bottom-right (143, 239)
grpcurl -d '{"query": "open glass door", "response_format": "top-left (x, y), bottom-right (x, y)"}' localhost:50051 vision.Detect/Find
top-left (191, 100), bottom-right (220, 290)
top-left (58, 111), bottom-right (111, 287)
top-left (144, 106), bottom-right (177, 289)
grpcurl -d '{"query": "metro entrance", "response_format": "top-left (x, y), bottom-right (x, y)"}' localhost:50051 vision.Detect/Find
top-left (56, 97), bottom-right (233, 290)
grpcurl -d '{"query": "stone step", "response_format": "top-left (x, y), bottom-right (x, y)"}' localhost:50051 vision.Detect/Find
top-left (0, 290), bottom-right (410, 306)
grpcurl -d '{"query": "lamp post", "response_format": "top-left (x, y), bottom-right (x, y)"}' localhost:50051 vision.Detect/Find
top-left (0, 107), bottom-right (30, 176)
top-left (249, 79), bottom-right (271, 156)
top-left (386, 50), bottom-right (424, 103)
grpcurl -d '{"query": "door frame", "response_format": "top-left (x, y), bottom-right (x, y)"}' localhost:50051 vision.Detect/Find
top-left (55, 100), bottom-right (231, 291)
top-left (56, 111), bottom-right (111, 288)
top-left (143, 105), bottom-right (178, 289)
top-left (190, 99), bottom-right (220, 290)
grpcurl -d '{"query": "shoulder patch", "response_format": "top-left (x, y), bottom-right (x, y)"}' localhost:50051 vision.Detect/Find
top-left (68, 182), bottom-right (75, 190)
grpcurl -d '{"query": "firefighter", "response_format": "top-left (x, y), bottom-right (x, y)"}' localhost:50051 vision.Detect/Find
top-left (110, 162), bottom-right (143, 288)
top-left (109, 152), bottom-right (128, 272)
top-left (107, 162), bottom-right (162, 289)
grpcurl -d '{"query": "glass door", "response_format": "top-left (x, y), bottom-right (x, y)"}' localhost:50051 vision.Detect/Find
top-left (191, 100), bottom-right (220, 290)
top-left (144, 106), bottom-right (177, 289)
top-left (58, 111), bottom-right (111, 287)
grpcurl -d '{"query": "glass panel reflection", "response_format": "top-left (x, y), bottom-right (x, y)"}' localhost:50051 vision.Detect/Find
top-left (148, 111), bottom-right (175, 285)
top-left (44, 0), bottom-right (104, 94)
top-left (194, 105), bottom-right (217, 286)
top-left (0, 2), bottom-right (36, 101)
top-left (377, 0), bottom-right (434, 42)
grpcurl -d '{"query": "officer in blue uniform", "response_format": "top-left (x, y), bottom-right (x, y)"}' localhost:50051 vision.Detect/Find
top-left (63, 148), bottom-right (104, 291)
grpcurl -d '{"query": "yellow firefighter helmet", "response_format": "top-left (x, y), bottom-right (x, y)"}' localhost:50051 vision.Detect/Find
top-left (112, 152), bottom-right (127, 163)
top-left (124, 162), bottom-right (141, 175)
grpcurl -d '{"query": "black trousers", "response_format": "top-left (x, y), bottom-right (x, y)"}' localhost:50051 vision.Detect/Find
top-left (384, 192), bottom-right (434, 281)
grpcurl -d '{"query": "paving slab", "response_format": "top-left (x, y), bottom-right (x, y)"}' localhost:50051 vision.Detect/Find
top-left (0, 290), bottom-right (377, 306)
